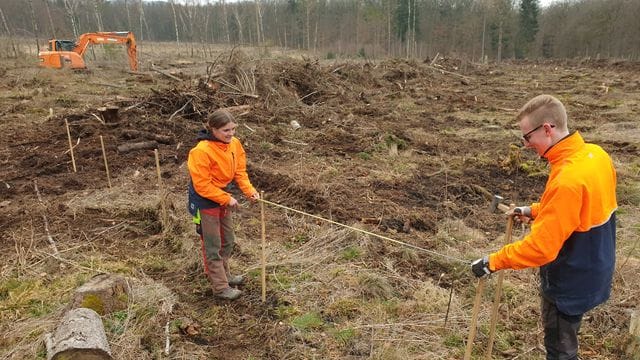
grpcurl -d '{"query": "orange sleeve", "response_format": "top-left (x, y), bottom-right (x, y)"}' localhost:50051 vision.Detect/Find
top-left (489, 183), bottom-right (582, 271)
top-left (232, 140), bottom-right (257, 198)
top-left (188, 147), bottom-right (231, 205)
top-left (530, 202), bottom-right (540, 218)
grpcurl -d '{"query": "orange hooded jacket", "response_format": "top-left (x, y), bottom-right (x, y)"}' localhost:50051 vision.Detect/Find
top-left (187, 130), bottom-right (256, 210)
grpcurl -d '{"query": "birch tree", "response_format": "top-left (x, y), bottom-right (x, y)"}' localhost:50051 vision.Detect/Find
top-left (63, 0), bottom-right (80, 38)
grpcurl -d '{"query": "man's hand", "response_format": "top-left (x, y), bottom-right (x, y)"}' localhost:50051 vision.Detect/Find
top-left (506, 206), bottom-right (532, 224)
top-left (249, 192), bottom-right (260, 202)
top-left (471, 256), bottom-right (492, 278)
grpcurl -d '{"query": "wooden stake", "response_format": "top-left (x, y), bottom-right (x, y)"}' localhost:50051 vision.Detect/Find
top-left (65, 119), bottom-right (77, 172)
top-left (464, 278), bottom-right (486, 360)
top-left (99, 136), bottom-right (112, 188)
top-left (154, 149), bottom-right (168, 231)
top-left (260, 191), bottom-right (267, 303)
top-left (486, 208), bottom-right (515, 359)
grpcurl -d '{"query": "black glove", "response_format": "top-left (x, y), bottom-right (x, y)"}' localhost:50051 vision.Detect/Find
top-left (471, 256), bottom-right (492, 278)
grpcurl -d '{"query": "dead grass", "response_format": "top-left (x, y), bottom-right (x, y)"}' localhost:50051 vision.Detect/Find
top-left (0, 43), bottom-right (639, 359)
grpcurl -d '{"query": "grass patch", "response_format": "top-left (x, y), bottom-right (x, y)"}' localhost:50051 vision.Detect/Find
top-left (291, 312), bottom-right (324, 331)
top-left (340, 246), bottom-right (361, 261)
top-left (331, 327), bottom-right (356, 345)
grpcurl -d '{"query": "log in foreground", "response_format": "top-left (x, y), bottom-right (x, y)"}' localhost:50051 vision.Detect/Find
top-left (44, 307), bottom-right (112, 360)
top-left (117, 140), bottom-right (159, 153)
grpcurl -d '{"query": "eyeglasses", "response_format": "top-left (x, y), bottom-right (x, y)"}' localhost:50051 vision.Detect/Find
top-left (522, 124), bottom-right (555, 142)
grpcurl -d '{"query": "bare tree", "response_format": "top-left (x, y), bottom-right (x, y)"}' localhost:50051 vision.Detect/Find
top-left (124, 0), bottom-right (132, 30)
top-left (28, 0), bottom-right (40, 53)
top-left (255, 0), bottom-right (264, 44)
top-left (221, 0), bottom-right (230, 44)
top-left (93, 0), bottom-right (104, 32)
top-left (233, 6), bottom-right (243, 44)
top-left (170, 0), bottom-right (180, 45)
top-left (63, 0), bottom-right (80, 38)
top-left (43, 0), bottom-right (56, 38)
top-left (0, 5), bottom-right (18, 58)
top-left (138, 0), bottom-right (151, 41)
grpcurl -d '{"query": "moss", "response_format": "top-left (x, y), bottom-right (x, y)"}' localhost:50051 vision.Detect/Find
top-left (80, 294), bottom-right (104, 315)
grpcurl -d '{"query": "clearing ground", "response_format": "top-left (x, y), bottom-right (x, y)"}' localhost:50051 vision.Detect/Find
top-left (1, 44), bottom-right (639, 359)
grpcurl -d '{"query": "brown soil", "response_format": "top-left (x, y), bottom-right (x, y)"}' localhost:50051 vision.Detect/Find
top-left (1, 49), bottom-right (639, 359)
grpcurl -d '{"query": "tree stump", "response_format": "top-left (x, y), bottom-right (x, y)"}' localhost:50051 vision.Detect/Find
top-left (97, 106), bottom-right (120, 124)
top-left (44, 307), bottom-right (113, 360)
top-left (71, 273), bottom-right (128, 315)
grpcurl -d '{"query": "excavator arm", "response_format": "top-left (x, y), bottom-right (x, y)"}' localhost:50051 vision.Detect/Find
top-left (39, 31), bottom-right (138, 71)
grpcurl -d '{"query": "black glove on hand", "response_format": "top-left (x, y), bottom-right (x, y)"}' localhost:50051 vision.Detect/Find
top-left (471, 256), bottom-right (492, 278)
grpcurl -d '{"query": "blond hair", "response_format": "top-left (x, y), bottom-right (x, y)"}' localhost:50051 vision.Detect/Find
top-left (516, 95), bottom-right (568, 131)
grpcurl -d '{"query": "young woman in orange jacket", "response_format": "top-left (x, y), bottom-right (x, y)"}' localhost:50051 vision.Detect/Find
top-left (187, 109), bottom-right (259, 300)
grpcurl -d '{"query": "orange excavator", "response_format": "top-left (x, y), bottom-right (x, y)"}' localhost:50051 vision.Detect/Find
top-left (38, 31), bottom-right (137, 71)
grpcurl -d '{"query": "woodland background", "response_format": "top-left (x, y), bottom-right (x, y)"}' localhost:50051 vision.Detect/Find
top-left (0, 0), bottom-right (639, 62)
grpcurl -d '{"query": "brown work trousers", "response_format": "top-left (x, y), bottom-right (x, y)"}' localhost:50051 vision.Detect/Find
top-left (199, 207), bottom-right (236, 293)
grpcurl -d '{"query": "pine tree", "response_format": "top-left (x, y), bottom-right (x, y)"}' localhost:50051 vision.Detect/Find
top-left (517, 0), bottom-right (539, 58)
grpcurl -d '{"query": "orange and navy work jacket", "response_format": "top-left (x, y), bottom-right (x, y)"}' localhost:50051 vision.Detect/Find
top-left (187, 130), bottom-right (256, 214)
top-left (489, 132), bottom-right (617, 315)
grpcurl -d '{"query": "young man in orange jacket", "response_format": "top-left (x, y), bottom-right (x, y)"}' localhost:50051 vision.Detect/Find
top-left (471, 95), bottom-right (617, 359)
top-left (188, 109), bottom-right (260, 300)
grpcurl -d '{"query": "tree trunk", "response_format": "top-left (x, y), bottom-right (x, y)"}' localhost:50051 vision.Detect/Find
top-left (44, 308), bottom-right (112, 360)
top-left (138, 0), bottom-right (151, 41)
top-left (29, 0), bottom-right (40, 53)
top-left (63, 0), bottom-right (79, 39)
top-left (406, 0), bottom-right (411, 58)
top-left (170, 0), bottom-right (180, 45)
top-left (497, 21), bottom-right (503, 63)
top-left (306, 0), bottom-right (311, 49)
top-left (124, 0), bottom-right (132, 30)
top-left (481, 5), bottom-right (486, 63)
top-left (233, 7), bottom-right (243, 44)
top-left (387, 0), bottom-right (391, 56)
top-left (93, 0), bottom-right (104, 32)
top-left (43, 0), bottom-right (56, 38)
top-left (221, 0), bottom-right (230, 44)
top-left (0, 7), bottom-right (17, 58)
top-left (255, 0), bottom-right (262, 45)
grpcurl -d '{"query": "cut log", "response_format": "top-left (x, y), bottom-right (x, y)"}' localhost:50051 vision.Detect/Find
top-left (121, 129), bottom-right (174, 144)
top-left (44, 307), bottom-right (113, 360)
top-left (117, 140), bottom-right (159, 153)
top-left (71, 273), bottom-right (129, 315)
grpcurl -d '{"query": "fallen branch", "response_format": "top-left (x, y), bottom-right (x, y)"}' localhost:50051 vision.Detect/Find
top-left (33, 180), bottom-right (59, 257)
top-left (425, 64), bottom-right (473, 81)
top-left (152, 65), bottom-right (182, 82)
top-left (168, 98), bottom-right (193, 122)
top-left (282, 139), bottom-right (308, 146)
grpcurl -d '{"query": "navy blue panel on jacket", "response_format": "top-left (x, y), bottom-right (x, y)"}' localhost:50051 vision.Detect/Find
top-left (540, 213), bottom-right (616, 316)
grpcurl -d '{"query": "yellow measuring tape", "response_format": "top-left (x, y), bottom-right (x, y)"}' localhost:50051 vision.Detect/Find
top-left (257, 198), bottom-right (468, 264)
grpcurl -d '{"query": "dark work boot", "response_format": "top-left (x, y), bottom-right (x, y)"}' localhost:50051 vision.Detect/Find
top-left (227, 274), bottom-right (244, 286)
top-left (223, 257), bottom-right (244, 286)
top-left (215, 287), bottom-right (242, 300)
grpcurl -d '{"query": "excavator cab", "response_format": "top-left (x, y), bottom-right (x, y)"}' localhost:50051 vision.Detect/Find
top-left (48, 40), bottom-right (76, 52)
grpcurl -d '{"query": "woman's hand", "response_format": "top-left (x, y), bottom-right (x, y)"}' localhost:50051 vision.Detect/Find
top-left (227, 197), bottom-right (239, 208)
